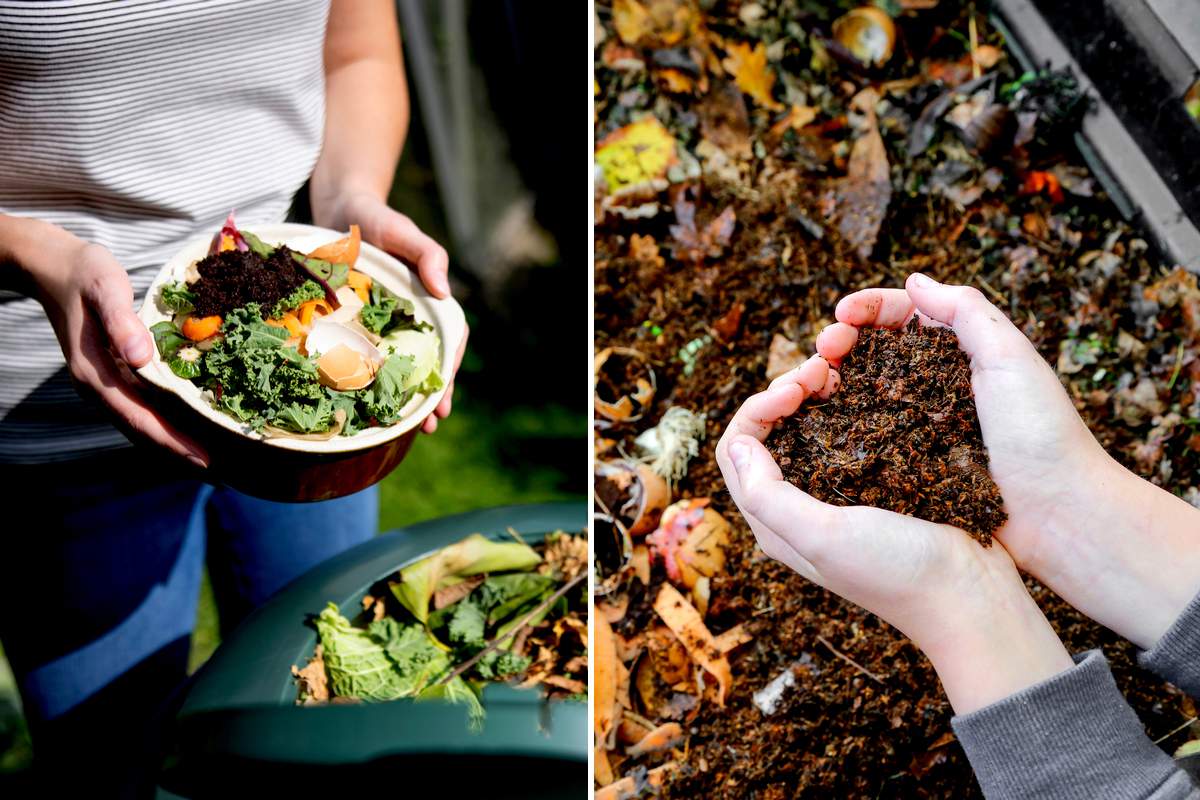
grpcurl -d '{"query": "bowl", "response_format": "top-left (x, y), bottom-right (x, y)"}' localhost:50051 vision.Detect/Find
top-left (135, 223), bottom-right (466, 502)
top-left (161, 503), bottom-right (588, 798)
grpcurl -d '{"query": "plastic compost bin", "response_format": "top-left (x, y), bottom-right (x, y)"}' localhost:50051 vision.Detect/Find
top-left (158, 502), bottom-right (588, 798)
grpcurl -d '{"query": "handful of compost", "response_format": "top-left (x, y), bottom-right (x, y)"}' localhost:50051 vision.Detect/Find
top-left (766, 319), bottom-right (1006, 543)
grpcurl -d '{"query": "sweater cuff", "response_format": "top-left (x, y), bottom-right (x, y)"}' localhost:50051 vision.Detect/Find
top-left (1140, 587), bottom-right (1200, 698)
top-left (951, 650), bottom-right (1181, 800)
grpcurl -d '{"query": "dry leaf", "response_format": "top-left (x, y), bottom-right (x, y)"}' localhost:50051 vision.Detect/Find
top-left (722, 40), bottom-right (783, 110)
top-left (625, 721), bottom-right (684, 757)
top-left (595, 116), bottom-right (679, 193)
top-left (612, 0), bottom-right (652, 45)
top-left (292, 645), bottom-right (329, 703)
top-left (433, 575), bottom-right (484, 610)
top-left (653, 583), bottom-right (733, 705)
top-left (766, 333), bottom-right (804, 380)
top-left (595, 607), bottom-right (619, 743)
top-left (595, 762), bottom-right (678, 800)
top-left (714, 623), bottom-right (754, 653)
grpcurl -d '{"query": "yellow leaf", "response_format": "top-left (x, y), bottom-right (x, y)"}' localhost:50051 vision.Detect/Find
top-left (595, 116), bottom-right (679, 192)
top-left (612, 0), bottom-right (651, 45)
top-left (722, 40), bottom-right (783, 110)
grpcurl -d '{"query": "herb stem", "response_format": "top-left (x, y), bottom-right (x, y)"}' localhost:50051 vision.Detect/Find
top-left (435, 572), bottom-right (586, 686)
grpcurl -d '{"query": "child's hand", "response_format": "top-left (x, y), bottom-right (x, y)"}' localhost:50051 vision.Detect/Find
top-left (817, 274), bottom-right (1200, 650)
top-left (715, 356), bottom-right (1074, 713)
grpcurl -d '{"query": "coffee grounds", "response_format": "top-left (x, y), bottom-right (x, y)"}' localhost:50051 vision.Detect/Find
top-left (766, 319), bottom-right (1006, 544)
top-left (190, 247), bottom-right (310, 318)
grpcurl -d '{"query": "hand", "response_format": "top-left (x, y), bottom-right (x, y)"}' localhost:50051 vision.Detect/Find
top-left (315, 190), bottom-right (468, 434)
top-left (25, 230), bottom-right (209, 467)
top-left (716, 355), bottom-right (1074, 713)
top-left (717, 355), bottom-right (1076, 713)
top-left (816, 274), bottom-right (1200, 650)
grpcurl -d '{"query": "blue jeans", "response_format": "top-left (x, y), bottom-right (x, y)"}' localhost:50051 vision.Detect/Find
top-left (0, 446), bottom-right (378, 796)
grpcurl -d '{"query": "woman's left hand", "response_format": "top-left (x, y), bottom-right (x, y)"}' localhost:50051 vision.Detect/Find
top-left (316, 190), bottom-right (468, 434)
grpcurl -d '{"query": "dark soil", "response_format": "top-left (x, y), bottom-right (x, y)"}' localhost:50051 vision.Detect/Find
top-left (191, 247), bottom-right (309, 318)
top-left (767, 320), bottom-right (1006, 544)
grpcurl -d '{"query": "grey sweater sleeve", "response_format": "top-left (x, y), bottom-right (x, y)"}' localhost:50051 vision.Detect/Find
top-left (1140, 587), bottom-right (1200, 698)
top-left (951, 651), bottom-right (1200, 799)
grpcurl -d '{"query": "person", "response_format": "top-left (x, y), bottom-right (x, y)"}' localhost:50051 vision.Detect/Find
top-left (0, 1), bottom-right (466, 795)
top-left (717, 273), bottom-right (1200, 799)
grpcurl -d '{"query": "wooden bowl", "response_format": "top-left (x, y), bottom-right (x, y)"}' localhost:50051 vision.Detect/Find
top-left (135, 223), bottom-right (466, 502)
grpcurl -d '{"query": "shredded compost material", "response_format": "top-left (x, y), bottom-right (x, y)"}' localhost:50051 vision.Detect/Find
top-left (767, 320), bottom-right (1006, 543)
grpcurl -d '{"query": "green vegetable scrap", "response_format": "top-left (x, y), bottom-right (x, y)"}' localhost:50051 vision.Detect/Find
top-left (360, 282), bottom-right (433, 337)
top-left (391, 534), bottom-right (542, 623)
top-left (298, 532), bottom-right (589, 725)
top-left (270, 280), bottom-right (324, 320)
top-left (160, 281), bottom-right (196, 313)
top-left (314, 603), bottom-right (483, 727)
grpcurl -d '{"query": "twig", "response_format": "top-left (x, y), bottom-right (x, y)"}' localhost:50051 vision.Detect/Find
top-left (1167, 340), bottom-right (1186, 391)
top-left (974, 275), bottom-right (1007, 305)
top-left (1154, 716), bottom-right (1198, 745)
top-left (504, 525), bottom-right (528, 546)
top-left (816, 635), bottom-right (885, 685)
top-left (968, 7), bottom-right (981, 80)
top-left (436, 572), bottom-right (586, 686)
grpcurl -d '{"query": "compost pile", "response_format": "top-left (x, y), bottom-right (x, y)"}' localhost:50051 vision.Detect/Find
top-left (767, 320), bottom-right (1006, 543)
top-left (593, 0), bottom-right (1200, 797)
top-left (293, 531), bottom-right (588, 725)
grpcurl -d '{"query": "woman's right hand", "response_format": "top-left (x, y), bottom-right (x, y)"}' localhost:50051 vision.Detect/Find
top-left (817, 274), bottom-right (1200, 651)
top-left (8, 218), bottom-right (209, 468)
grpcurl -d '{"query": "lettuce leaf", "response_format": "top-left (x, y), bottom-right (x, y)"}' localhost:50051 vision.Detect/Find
top-left (358, 354), bottom-right (416, 425)
top-left (160, 282), bottom-right (196, 313)
top-left (360, 282), bottom-right (433, 336)
top-left (151, 321), bottom-right (188, 359)
top-left (315, 604), bottom-right (483, 727)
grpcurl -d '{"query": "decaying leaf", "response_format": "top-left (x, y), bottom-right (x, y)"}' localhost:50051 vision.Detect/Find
top-left (433, 575), bottom-right (484, 610)
top-left (595, 607), bottom-right (620, 744)
top-left (714, 623), bottom-right (753, 653)
top-left (595, 762), bottom-right (678, 800)
top-left (595, 116), bottom-right (679, 193)
top-left (625, 721), bottom-right (684, 758)
top-left (669, 185), bottom-right (737, 264)
top-left (823, 88), bottom-right (892, 260)
top-left (653, 583), bottom-right (733, 705)
top-left (292, 644), bottom-right (330, 703)
top-left (612, 0), bottom-right (696, 48)
top-left (612, 0), bottom-right (652, 45)
top-left (539, 531), bottom-right (589, 581)
top-left (722, 40), bottom-right (783, 110)
top-left (766, 333), bottom-right (804, 380)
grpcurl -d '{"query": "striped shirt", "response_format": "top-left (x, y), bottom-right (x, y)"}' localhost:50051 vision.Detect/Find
top-left (0, 0), bottom-right (329, 463)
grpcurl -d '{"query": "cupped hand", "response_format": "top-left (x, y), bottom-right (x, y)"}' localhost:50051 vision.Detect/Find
top-left (817, 274), bottom-right (1200, 649)
top-left (35, 240), bottom-right (209, 467)
top-left (317, 190), bottom-right (468, 434)
top-left (715, 355), bottom-right (1073, 712)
